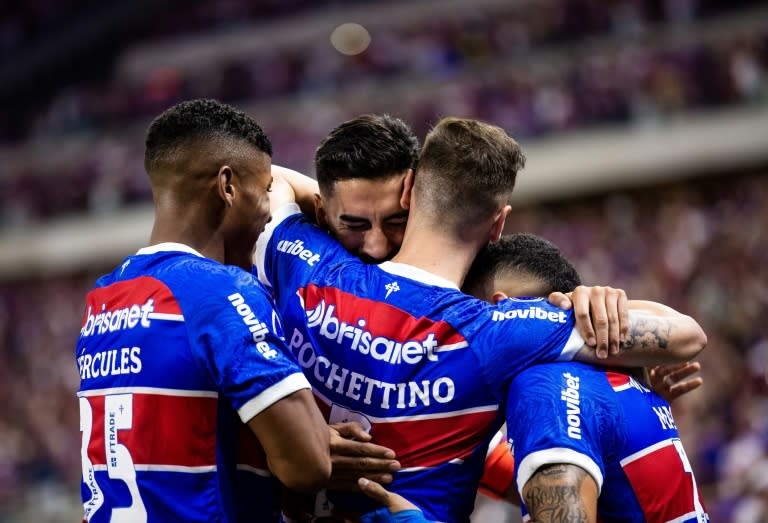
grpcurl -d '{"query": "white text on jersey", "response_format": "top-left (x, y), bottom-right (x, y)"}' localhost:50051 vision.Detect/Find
top-left (306, 299), bottom-right (439, 365)
top-left (228, 293), bottom-right (278, 360)
top-left (492, 307), bottom-right (567, 323)
top-left (561, 371), bottom-right (582, 440)
top-left (652, 405), bottom-right (677, 430)
top-left (80, 300), bottom-right (155, 337)
top-left (78, 347), bottom-right (142, 379)
top-left (277, 239), bottom-right (321, 266)
top-left (289, 328), bottom-right (455, 409)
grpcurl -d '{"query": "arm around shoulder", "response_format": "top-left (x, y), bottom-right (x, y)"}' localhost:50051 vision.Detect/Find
top-left (271, 164), bottom-right (319, 217)
top-left (575, 300), bottom-right (707, 367)
top-left (247, 387), bottom-right (331, 493)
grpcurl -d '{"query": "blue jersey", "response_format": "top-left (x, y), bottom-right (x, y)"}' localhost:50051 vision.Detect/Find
top-left (507, 361), bottom-right (709, 522)
top-left (76, 243), bottom-right (310, 523)
top-left (254, 205), bottom-right (584, 522)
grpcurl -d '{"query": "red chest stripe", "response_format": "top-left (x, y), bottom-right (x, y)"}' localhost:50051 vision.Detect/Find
top-left (303, 284), bottom-right (467, 348)
top-left (85, 391), bottom-right (217, 468)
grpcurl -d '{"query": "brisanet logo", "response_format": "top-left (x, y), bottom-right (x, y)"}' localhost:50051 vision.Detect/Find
top-left (80, 300), bottom-right (155, 337)
top-left (305, 299), bottom-right (440, 365)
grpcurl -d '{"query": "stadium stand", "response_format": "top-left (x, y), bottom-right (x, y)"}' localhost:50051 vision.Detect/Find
top-left (0, 0), bottom-right (767, 520)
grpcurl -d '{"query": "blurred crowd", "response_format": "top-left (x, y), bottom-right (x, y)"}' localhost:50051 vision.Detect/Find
top-left (1, 0), bottom-right (767, 228)
top-left (1, 169), bottom-right (767, 521)
top-left (2, 0), bottom-right (768, 521)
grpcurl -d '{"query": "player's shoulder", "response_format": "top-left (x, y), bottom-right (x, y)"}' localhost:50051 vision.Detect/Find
top-left (490, 296), bottom-right (571, 323)
top-left (510, 361), bottom-right (608, 395)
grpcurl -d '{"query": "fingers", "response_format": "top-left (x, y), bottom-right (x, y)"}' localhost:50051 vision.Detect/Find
top-left (648, 362), bottom-right (703, 403)
top-left (331, 421), bottom-right (372, 441)
top-left (358, 478), bottom-right (419, 513)
top-left (617, 290), bottom-right (629, 347)
top-left (548, 291), bottom-right (572, 310)
top-left (666, 378), bottom-right (704, 401)
top-left (571, 287), bottom-right (599, 354)
top-left (570, 286), bottom-right (628, 359)
top-left (330, 435), bottom-right (396, 460)
top-left (605, 289), bottom-right (620, 356)
top-left (329, 438), bottom-right (401, 491)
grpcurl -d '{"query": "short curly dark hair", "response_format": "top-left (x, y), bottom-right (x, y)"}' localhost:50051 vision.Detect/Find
top-left (144, 99), bottom-right (272, 171)
top-left (314, 114), bottom-right (419, 194)
top-left (464, 233), bottom-right (582, 297)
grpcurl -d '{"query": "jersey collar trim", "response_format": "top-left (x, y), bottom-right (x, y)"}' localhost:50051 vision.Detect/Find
top-left (136, 243), bottom-right (205, 257)
top-left (378, 261), bottom-right (460, 290)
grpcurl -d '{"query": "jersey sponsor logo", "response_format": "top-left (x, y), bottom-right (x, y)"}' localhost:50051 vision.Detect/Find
top-left (81, 300), bottom-right (155, 337)
top-left (491, 306), bottom-right (567, 323)
top-left (560, 371), bottom-right (582, 440)
top-left (384, 282), bottom-right (400, 299)
top-left (305, 298), bottom-right (439, 365)
top-left (78, 347), bottom-right (142, 379)
top-left (276, 238), bottom-right (321, 266)
top-left (228, 293), bottom-right (278, 360)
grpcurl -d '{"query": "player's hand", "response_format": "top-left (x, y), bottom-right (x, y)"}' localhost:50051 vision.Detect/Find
top-left (329, 422), bottom-right (401, 490)
top-left (357, 477), bottom-right (421, 513)
top-left (648, 362), bottom-right (703, 403)
top-left (549, 286), bottom-right (629, 359)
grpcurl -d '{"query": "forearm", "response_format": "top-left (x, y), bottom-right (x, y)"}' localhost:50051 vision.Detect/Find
top-left (522, 464), bottom-right (598, 523)
top-left (271, 164), bottom-right (319, 217)
top-left (575, 303), bottom-right (707, 367)
top-left (248, 388), bottom-right (331, 493)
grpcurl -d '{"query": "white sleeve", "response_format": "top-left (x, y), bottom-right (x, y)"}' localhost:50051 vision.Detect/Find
top-left (557, 327), bottom-right (586, 361)
top-left (254, 202), bottom-right (301, 288)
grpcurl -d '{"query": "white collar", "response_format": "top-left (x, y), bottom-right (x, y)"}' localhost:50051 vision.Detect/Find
top-left (136, 242), bottom-right (205, 257)
top-left (378, 261), bottom-right (460, 290)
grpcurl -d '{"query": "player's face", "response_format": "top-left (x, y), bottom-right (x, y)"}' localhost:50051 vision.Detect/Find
top-left (230, 148), bottom-right (273, 261)
top-left (317, 173), bottom-right (409, 263)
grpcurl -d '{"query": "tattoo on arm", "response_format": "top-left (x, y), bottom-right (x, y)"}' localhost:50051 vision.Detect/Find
top-left (523, 464), bottom-right (595, 523)
top-left (620, 313), bottom-right (671, 351)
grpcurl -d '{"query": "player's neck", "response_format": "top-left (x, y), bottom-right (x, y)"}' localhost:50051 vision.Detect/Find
top-left (392, 227), bottom-right (481, 288)
top-left (149, 207), bottom-right (225, 264)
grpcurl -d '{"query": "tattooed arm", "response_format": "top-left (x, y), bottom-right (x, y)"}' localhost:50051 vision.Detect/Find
top-left (522, 464), bottom-right (598, 523)
top-left (574, 301), bottom-right (707, 367)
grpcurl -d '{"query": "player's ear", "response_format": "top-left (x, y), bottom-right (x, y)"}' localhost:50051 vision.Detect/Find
top-left (489, 205), bottom-right (511, 243)
top-left (217, 165), bottom-right (235, 206)
top-left (400, 169), bottom-right (414, 210)
top-left (314, 193), bottom-right (329, 229)
top-left (491, 291), bottom-right (509, 304)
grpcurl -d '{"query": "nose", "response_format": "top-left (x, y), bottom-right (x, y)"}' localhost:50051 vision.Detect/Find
top-left (361, 228), bottom-right (393, 263)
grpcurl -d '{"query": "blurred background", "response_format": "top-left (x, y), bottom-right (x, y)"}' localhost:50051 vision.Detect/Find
top-left (0, 0), bottom-right (767, 521)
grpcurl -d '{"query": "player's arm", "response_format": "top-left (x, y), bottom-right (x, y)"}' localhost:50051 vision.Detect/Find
top-left (247, 388), bottom-right (331, 494)
top-left (522, 464), bottom-right (598, 523)
top-left (270, 164), bottom-right (319, 217)
top-left (573, 300), bottom-right (706, 367)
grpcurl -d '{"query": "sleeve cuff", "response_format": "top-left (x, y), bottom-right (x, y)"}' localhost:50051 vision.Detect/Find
top-left (557, 327), bottom-right (585, 361)
top-left (254, 202), bottom-right (301, 288)
top-left (237, 372), bottom-right (311, 422)
top-left (516, 447), bottom-right (603, 497)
